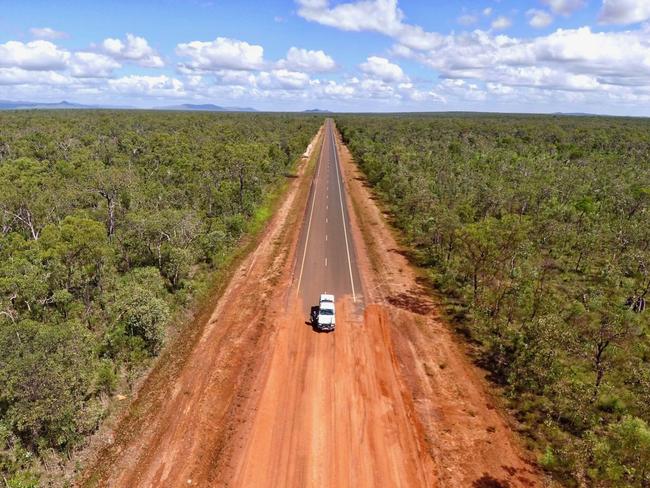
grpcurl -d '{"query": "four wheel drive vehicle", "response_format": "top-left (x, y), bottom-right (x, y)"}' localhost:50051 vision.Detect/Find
top-left (311, 293), bottom-right (336, 332)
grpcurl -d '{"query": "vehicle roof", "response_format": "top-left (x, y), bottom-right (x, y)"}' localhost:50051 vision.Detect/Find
top-left (320, 293), bottom-right (335, 302)
top-left (319, 302), bottom-right (335, 311)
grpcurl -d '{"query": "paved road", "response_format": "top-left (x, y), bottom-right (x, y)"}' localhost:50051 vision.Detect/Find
top-left (293, 119), bottom-right (363, 314)
top-left (230, 121), bottom-right (434, 488)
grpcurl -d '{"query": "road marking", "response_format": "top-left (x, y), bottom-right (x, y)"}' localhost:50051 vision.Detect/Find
top-left (331, 124), bottom-right (357, 303)
top-left (325, 257), bottom-right (328, 267)
top-left (295, 134), bottom-right (322, 294)
top-left (326, 234), bottom-right (328, 241)
top-left (326, 217), bottom-right (328, 223)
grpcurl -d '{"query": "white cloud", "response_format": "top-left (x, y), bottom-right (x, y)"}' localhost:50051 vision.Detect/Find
top-left (491, 16), bottom-right (512, 30)
top-left (207, 67), bottom-right (311, 91)
top-left (296, 0), bottom-right (404, 35)
top-left (69, 52), bottom-right (121, 78)
top-left (261, 69), bottom-right (311, 89)
top-left (176, 37), bottom-right (264, 71)
top-left (292, 0), bottom-right (650, 109)
top-left (527, 9), bottom-right (554, 28)
top-left (29, 27), bottom-right (68, 40)
top-left (599, 0), bottom-right (650, 24)
top-left (483, 7), bottom-right (493, 16)
top-left (395, 26), bottom-right (650, 95)
top-left (101, 34), bottom-right (164, 67)
top-left (359, 56), bottom-right (406, 82)
top-left (0, 40), bottom-right (69, 70)
top-left (458, 14), bottom-right (478, 26)
top-left (108, 75), bottom-right (185, 97)
top-left (541, 0), bottom-right (586, 15)
top-left (279, 47), bottom-right (335, 72)
top-left (0, 67), bottom-right (70, 86)
top-left (296, 0), bottom-right (443, 50)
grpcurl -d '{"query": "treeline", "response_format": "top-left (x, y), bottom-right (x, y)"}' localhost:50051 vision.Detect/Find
top-left (336, 114), bottom-right (650, 486)
top-left (0, 110), bottom-right (321, 486)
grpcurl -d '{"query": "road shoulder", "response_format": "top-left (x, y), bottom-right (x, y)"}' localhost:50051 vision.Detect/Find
top-left (334, 125), bottom-right (546, 488)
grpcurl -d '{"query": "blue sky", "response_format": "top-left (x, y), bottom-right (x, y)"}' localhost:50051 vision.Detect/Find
top-left (1, 0), bottom-right (650, 114)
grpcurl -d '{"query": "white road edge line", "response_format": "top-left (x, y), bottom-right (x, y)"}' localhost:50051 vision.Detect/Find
top-left (331, 121), bottom-right (357, 303)
top-left (296, 132), bottom-right (321, 294)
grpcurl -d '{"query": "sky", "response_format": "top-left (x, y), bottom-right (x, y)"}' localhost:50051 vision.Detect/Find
top-left (1, 0), bottom-right (650, 114)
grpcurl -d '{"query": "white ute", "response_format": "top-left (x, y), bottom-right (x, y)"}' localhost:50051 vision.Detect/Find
top-left (316, 293), bottom-right (336, 332)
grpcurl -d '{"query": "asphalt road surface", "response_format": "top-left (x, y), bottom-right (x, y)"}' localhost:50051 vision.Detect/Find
top-left (230, 120), bottom-right (434, 488)
top-left (294, 118), bottom-right (363, 314)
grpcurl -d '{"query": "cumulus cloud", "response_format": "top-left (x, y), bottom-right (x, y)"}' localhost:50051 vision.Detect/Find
top-left (101, 34), bottom-right (164, 67)
top-left (296, 0), bottom-right (404, 35)
top-left (69, 52), bottom-right (121, 78)
top-left (541, 0), bottom-right (586, 15)
top-left (108, 75), bottom-right (185, 97)
top-left (0, 40), bottom-right (124, 79)
top-left (599, 0), bottom-right (650, 25)
top-left (279, 47), bottom-right (335, 72)
top-left (29, 27), bottom-right (68, 40)
top-left (176, 37), bottom-right (264, 71)
top-left (0, 67), bottom-right (70, 86)
top-left (527, 9), bottom-right (554, 28)
top-left (0, 40), bottom-right (69, 70)
top-left (359, 56), bottom-right (406, 82)
top-left (458, 14), bottom-right (478, 26)
top-left (260, 69), bottom-right (311, 89)
top-left (294, 0), bottom-right (650, 107)
top-left (296, 0), bottom-right (443, 51)
top-left (395, 26), bottom-right (650, 95)
top-left (491, 16), bottom-right (512, 30)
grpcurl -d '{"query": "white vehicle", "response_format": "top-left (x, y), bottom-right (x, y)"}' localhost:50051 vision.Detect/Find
top-left (315, 293), bottom-right (336, 332)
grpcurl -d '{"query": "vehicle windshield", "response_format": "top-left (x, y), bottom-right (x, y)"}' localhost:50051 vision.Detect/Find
top-left (320, 309), bottom-right (333, 315)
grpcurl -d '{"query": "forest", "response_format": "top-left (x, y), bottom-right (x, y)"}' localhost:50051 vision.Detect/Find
top-left (0, 110), bottom-right (321, 486)
top-left (336, 114), bottom-right (650, 487)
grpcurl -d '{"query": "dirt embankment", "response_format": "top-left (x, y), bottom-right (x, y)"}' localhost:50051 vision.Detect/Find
top-left (336, 128), bottom-right (546, 488)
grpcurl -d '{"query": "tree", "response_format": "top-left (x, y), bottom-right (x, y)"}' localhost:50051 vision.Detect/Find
top-left (0, 320), bottom-right (96, 450)
top-left (590, 416), bottom-right (650, 485)
top-left (0, 158), bottom-right (58, 240)
top-left (39, 216), bottom-right (111, 309)
top-left (109, 285), bottom-right (169, 355)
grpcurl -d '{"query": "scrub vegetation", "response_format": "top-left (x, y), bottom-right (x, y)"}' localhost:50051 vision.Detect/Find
top-left (337, 114), bottom-right (650, 487)
top-left (0, 110), bottom-right (320, 485)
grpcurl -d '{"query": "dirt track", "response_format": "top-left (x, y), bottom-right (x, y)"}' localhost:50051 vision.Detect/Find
top-left (81, 120), bottom-right (544, 488)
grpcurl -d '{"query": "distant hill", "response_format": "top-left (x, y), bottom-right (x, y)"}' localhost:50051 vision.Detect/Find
top-left (552, 112), bottom-right (599, 117)
top-left (0, 100), bottom-right (97, 110)
top-left (159, 103), bottom-right (257, 112)
top-left (304, 108), bottom-right (331, 113)
top-left (0, 100), bottom-right (255, 112)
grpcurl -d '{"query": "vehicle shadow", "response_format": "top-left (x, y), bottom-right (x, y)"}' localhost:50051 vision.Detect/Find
top-left (304, 319), bottom-right (328, 333)
top-left (306, 305), bottom-right (334, 333)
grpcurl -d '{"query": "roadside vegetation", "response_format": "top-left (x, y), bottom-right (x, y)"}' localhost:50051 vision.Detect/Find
top-left (0, 110), bottom-right (321, 486)
top-left (337, 114), bottom-right (650, 487)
